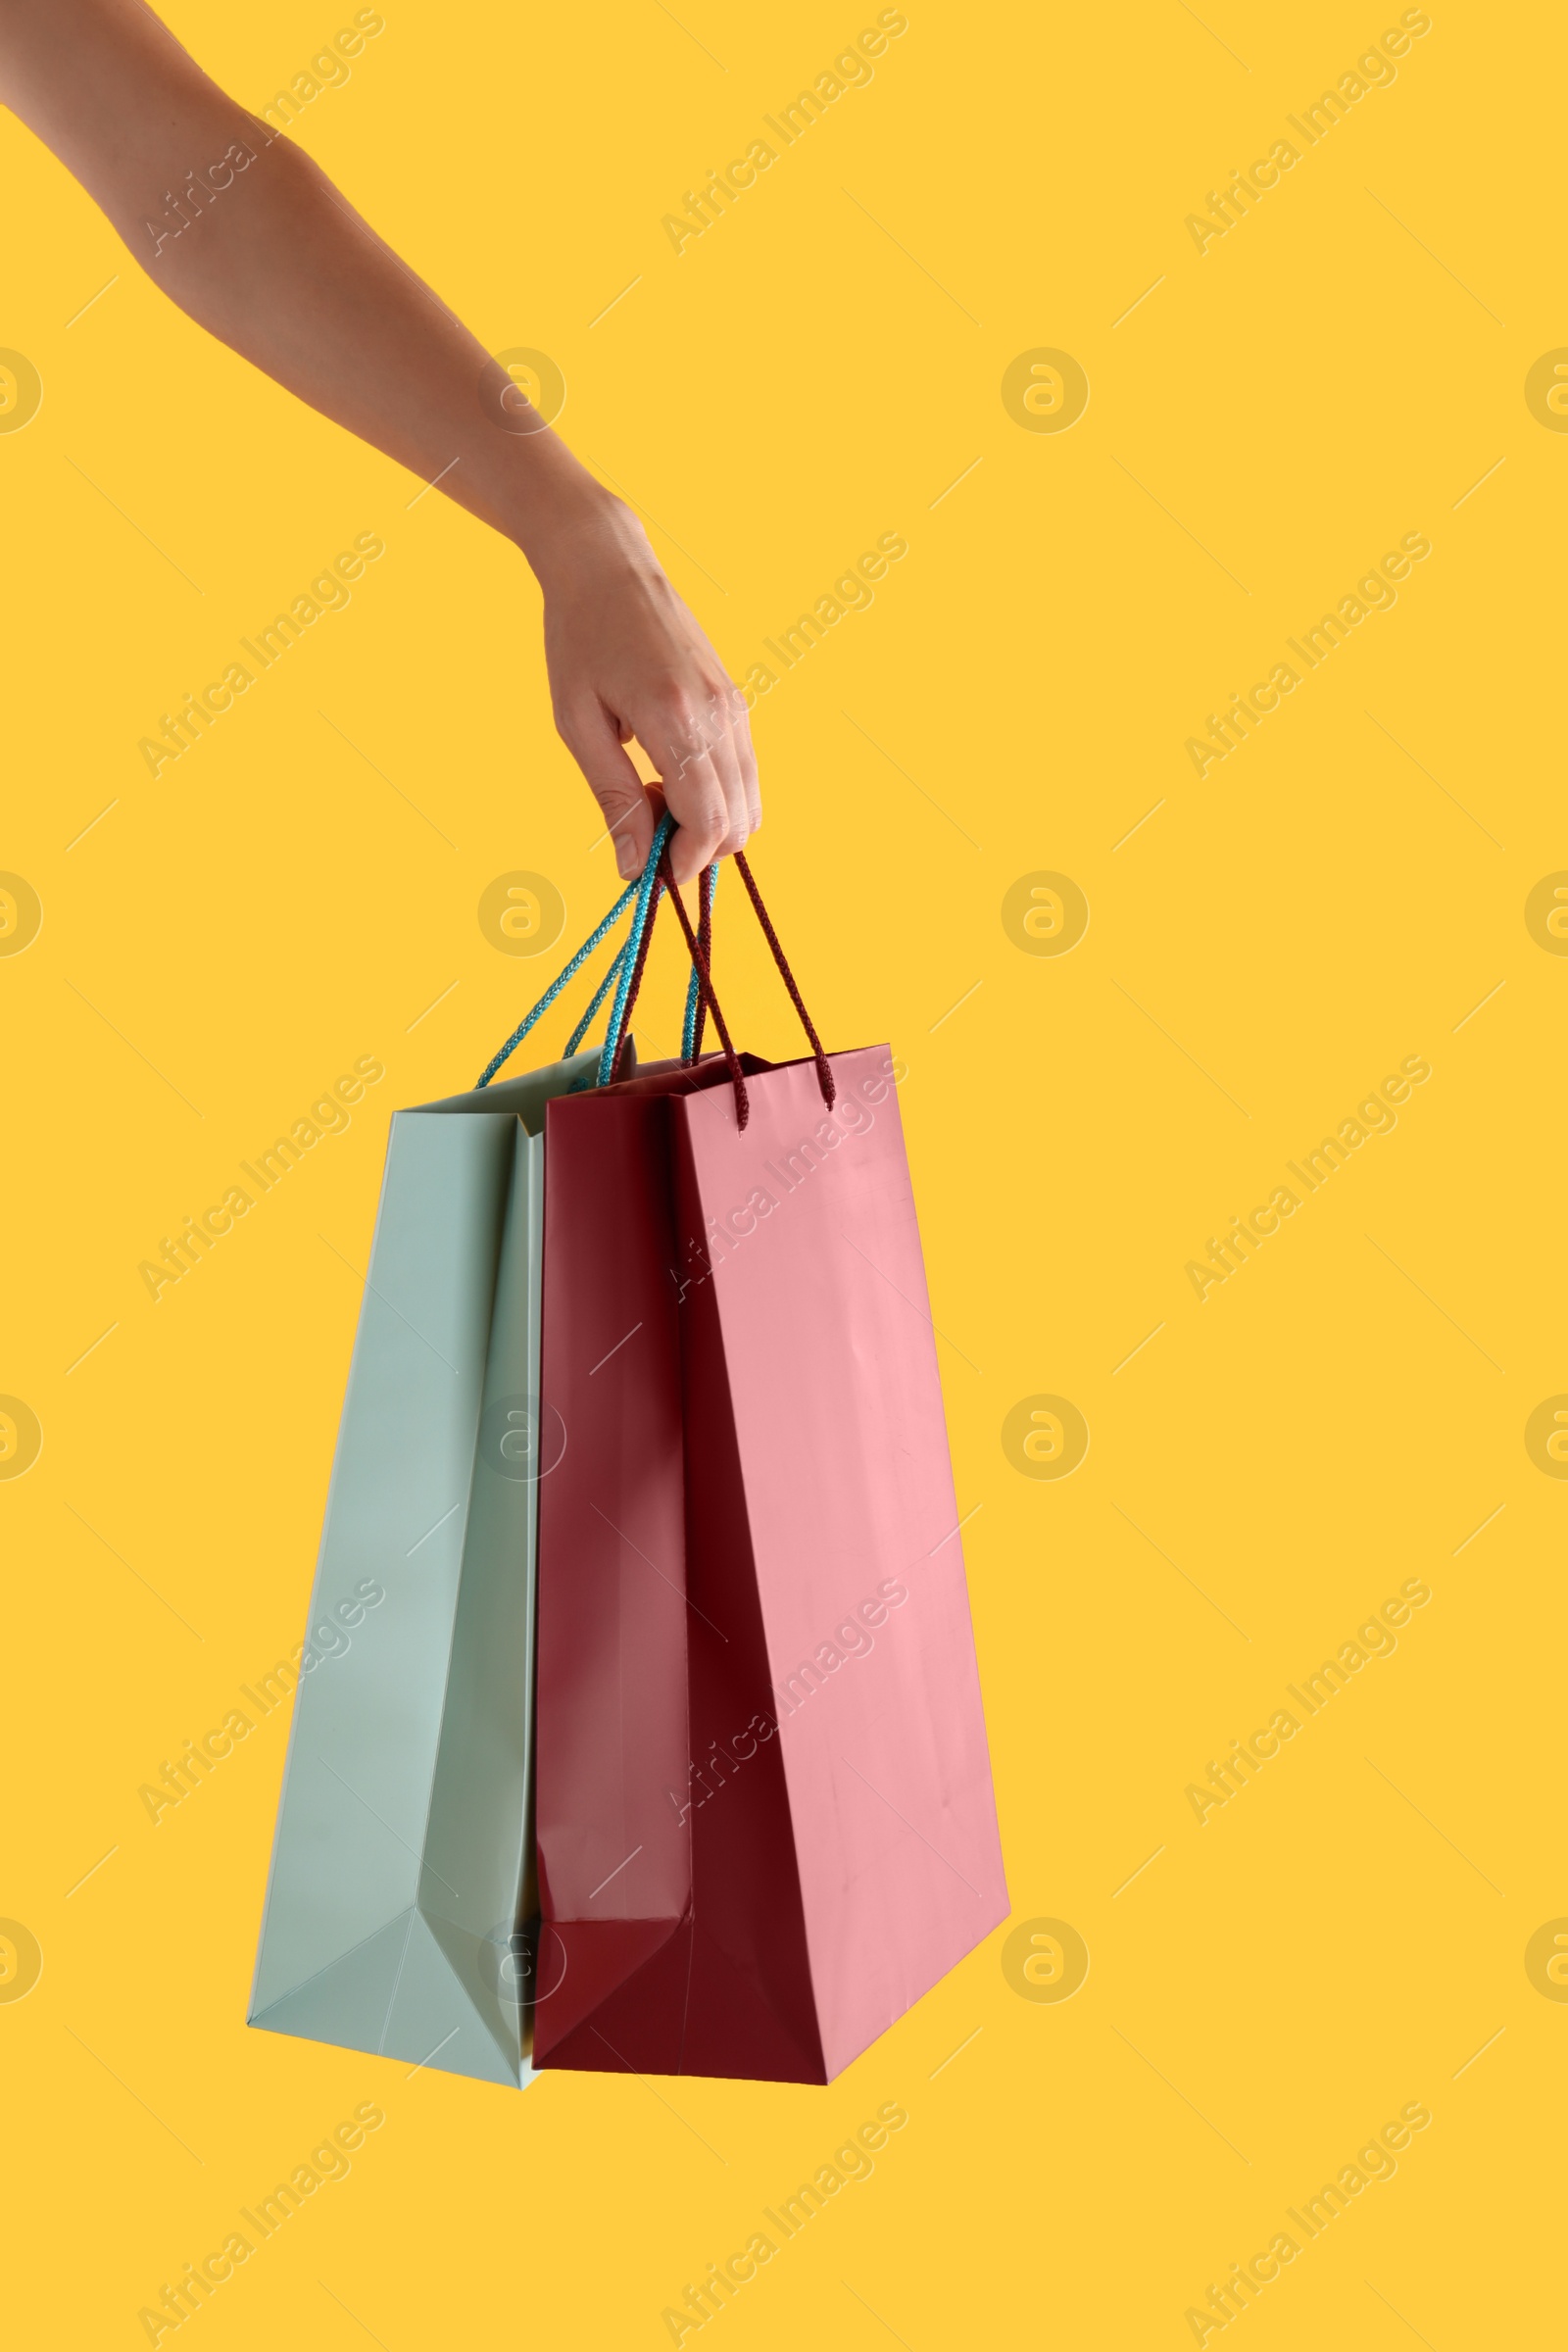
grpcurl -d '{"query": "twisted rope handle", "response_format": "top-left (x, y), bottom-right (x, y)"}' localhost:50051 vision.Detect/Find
top-left (732, 852), bottom-right (835, 1110)
top-left (476, 819), bottom-right (830, 1131)
top-left (563, 940), bottom-right (627, 1058)
top-left (595, 813), bottom-right (674, 1088)
top-left (607, 878), bottom-right (662, 1083)
top-left (659, 849), bottom-right (751, 1127)
top-left (680, 860), bottom-right (718, 1065)
top-left (657, 847), bottom-right (834, 1130)
top-left (476, 880), bottom-right (636, 1089)
top-left (475, 814), bottom-right (676, 1089)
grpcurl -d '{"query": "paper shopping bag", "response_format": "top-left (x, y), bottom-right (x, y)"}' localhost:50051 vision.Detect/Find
top-left (248, 1031), bottom-right (631, 2085)
top-left (532, 852), bottom-right (1008, 2083)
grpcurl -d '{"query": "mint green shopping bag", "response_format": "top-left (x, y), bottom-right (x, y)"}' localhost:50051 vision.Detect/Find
top-left (249, 838), bottom-right (683, 2084)
top-left (248, 1050), bottom-right (602, 2083)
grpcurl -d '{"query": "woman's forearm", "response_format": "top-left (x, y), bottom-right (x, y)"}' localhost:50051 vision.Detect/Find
top-left (0, 0), bottom-right (600, 571)
top-left (1, 0), bottom-right (760, 881)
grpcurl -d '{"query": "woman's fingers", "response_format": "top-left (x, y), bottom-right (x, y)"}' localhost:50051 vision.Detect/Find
top-left (555, 696), bottom-right (655, 880)
top-left (703, 684), bottom-right (755, 858)
top-left (657, 733), bottom-right (730, 883)
top-left (734, 692), bottom-right (761, 839)
top-left (658, 680), bottom-right (757, 867)
top-left (614, 682), bottom-right (734, 883)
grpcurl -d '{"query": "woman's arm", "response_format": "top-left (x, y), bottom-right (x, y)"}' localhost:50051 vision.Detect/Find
top-left (0, 0), bottom-right (757, 882)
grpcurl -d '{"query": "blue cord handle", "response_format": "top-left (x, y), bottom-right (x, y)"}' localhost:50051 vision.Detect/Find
top-left (680, 860), bottom-right (718, 1061)
top-left (564, 941), bottom-right (627, 1058)
top-left (596, 813), bottom-right (674, 1087)
top-left (474, 813), bottom-right (678, 1090)
top-left (474, 887), bottom-right (633, 1088)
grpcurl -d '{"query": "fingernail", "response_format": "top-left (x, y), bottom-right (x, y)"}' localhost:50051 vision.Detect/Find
top-left (616, 838), bottom-right (639, 878)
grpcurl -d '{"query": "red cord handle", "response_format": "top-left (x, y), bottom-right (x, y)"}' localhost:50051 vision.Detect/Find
top-left (731, 852), bottom-right (835, 1113)
top-left (609, 876), bottom-right (662, 1085)
top-left (659, 852), bottom-right (751, 1125)
top-left (685, 859), bottom-right (717, 1067)
top-left (610, 849), bottom-right (835, 1132)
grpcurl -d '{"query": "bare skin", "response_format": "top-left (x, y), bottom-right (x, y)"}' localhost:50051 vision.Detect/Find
top-left (0, 0), bottom-right (757, 884)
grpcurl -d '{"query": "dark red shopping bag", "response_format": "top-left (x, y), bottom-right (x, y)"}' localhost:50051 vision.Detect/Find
top-left (533, 855), bottom-right (1006, 2082)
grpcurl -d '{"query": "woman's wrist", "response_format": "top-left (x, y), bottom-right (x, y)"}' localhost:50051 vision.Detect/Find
top-left (486, 427), bottom-right (629, 586)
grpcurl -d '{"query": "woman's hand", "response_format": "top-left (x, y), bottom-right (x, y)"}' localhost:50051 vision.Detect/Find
top-left (533, 491), bottom-right (760, 886)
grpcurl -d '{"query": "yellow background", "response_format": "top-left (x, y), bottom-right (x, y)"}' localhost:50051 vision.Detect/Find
top-left (4, 0), bottom-right (1562, 2342)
